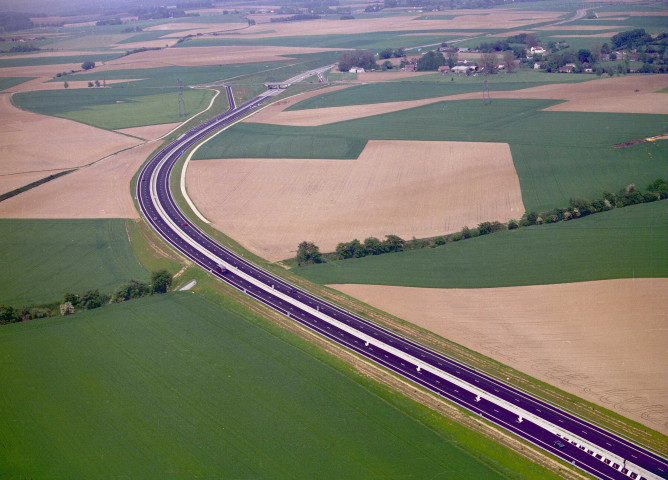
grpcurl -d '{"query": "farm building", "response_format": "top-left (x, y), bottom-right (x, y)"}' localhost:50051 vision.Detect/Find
top-left (349, 67), bottom-right (366, 73)
top-left (438, 65), bottom-right (450, 74)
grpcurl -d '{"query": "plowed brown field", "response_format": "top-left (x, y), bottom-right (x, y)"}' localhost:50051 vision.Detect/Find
top-left (186, 140), bottom-right (524, 261)
top-left (330, 278), bottom-right (668, 434)
top-left (0, 93), bottom-right (140, 175)
top-left (0, 141), bottom-right (159, 219)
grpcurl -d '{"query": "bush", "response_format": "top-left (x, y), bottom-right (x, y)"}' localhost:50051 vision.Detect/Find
top-left (507, 219), bottom-right (519, 230)
top-left (433, 236), bottom-right (446, 246)
top-left (296, 241), bottom-right (322, 265)
top-left (450, 232), bottom-right (464, 241)
top-left (151, 270), bottom-right (173, 294)
top-left (81, 61), bottom-right (95, 70)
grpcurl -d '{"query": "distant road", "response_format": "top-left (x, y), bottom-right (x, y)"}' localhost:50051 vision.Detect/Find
top-left (137, 65), bottom-right (668, 480)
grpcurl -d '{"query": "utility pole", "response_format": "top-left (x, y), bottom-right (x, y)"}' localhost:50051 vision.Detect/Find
top-left (177, 79), bottom-right (187, 117)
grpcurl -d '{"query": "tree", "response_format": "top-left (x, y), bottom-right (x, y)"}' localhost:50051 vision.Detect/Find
top-left (0, 304), bottom-right (20, 325)
top-left (113, 280), bottom-right (150, 302)
top-left (417, 50), bottom-right (445, 71)
top-left (382, 60), bottom-right (392, 70)
top-left (446, 51), bottom-right (458, 65)
top-left (577, 49), bottom-right (592, 63)
top-left (383, 234), bottom-right (405, 252)
top-left (63, 81), bottom-right (69, 88)
top-left (338, 50), bottom-right (377, 72)
top-left (363, 237), bottom-right (384, 255)
top-left (94, 80), bottom-right (101, 87)
top-left (151, 270), bottom-right (173, 294)
top-left (80, 289), bottom-right (106, 310)
top-left (81, 61), bottom-right (95, 70)
top-left (87, 81), bottom-right (94, 88)
top-left (379, 48), bottom-right (393, 59)
top-left (481, 51), bottom-right (498, 74)
top-left (296, 241), bottom-right (322, 265)
top-left (393, 48), bottom-right (405, 58)
top-left (503, 50), bottom-right (517, 72)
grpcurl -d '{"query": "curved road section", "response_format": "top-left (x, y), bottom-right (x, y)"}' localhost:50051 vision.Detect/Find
top-left (137, 67), bottom-right (667, 480)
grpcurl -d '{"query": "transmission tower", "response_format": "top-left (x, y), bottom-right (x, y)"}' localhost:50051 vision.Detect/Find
top-left (482, 70), bottom-right (491, 105)
top-left (177, 79), bottom-right (187, 117)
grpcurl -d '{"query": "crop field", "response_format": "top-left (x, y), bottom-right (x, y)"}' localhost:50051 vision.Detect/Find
top-left (0, 77), bottom-right (33, 91)
top-left (0, 219), bottom-right (147, 307)
top-left (0, 292), bottom-right (562, 480)
top-left (12, 86), bottom-right (214, 130)
top-left (0, 53), bottom-right (121, 68)
top-left (197, 99), bottom-right (666, 212)
top-left (178, 31), bottom-right (462, 49)
top-left (295, 200), bottom-right (667, 288)
top-left (286, 74), bottom-right (589, 110)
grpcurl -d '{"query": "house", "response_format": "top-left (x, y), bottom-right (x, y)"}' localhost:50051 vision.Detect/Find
top-left (438, 65), bottom-right (450, 73)
top-left (402, 63), bottom-right (417, 72)
top-left (457, 47), bottom-right (470, 53)
top-left (559, 63), bottom-right (576, 73)
top-left (452, 65), bottom-right (473, 74)
top-left (530, 46), bottom-right (546, 55)
top-left (348, 67), bottom-right (365, 73)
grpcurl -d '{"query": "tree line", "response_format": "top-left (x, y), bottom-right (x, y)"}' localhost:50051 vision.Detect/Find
top-left (295, 178), bottom-right (666, 265)
top-left (0, 270), bottom-right (173, 326)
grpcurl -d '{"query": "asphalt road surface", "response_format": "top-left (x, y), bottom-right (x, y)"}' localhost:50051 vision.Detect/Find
top-left (137, 69), bottom-right (667, 480)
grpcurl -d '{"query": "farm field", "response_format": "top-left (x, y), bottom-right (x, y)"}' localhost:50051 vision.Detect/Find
top-left (0, 93), bottom-right (141, 174)
top-left (200, 98), bottom-right (666, 213)
top-left (294, 200), bottom-right (667, 288)
top-left (1, 1), bottom-right (666, 475)
top-left (186, 140), bottom-right (524, 261)
top-left (13, 87), bottom-right (214, 130)
top-left (0, 292), bottom-right (563, 480)
top-left (0, 218), bottom-right (147, 307)
top-left (283, 73), bottom-right (667, 115)
top-left (331, 278), bottom-right (668, 434)
top-left (0, 141), bottom-right (160, 218)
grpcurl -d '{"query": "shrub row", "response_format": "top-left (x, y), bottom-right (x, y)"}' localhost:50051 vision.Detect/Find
top-left (295, 178), bottom-right (666, 264)
top-left (0, 270), bottom-right (173, 326)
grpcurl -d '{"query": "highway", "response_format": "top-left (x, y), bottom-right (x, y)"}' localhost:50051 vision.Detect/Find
top-left (137, 66), bottom-right (667, 480)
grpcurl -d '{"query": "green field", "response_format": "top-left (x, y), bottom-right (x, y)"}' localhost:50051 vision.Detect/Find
top-left (0, 53), bottom-right (121, 68)
top-left (287, 73), bottom-right (589, 110)
top-left (0, 219), bottom-right (148, 306)
top-left (0, 292), bottom-right (562, 480)
top-left (295, 200), bottom-right (667, 287)
top-left (13, 86), bottom-right (215, 130)
top-left (0, 76), bottom-right (33, 91)
top-left (195, 98), bottom-right (666, 212)
top-left (177, 31), bottom-right (460, 50)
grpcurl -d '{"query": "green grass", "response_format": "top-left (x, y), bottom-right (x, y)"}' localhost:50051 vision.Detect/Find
top-left (295, 200), bottom-right (667, 287)
top-left (287, 73), bottom-right (589, 110)
top-left (13, 86), bottom-right (215, 130)
top-left (0, 76), bottom-right (33, 91)
top-left (196, 98), bottom-right (666, 212)
top-left (561, 15), bottom-right (668, 33)
top-left (0, 219), bottom-right (148, 307)
top-left (47, 63), bottom-right (290, 88)
top-left (0, 292), bottom-right (564, 480)
top-left (0, 53), bottom-right (121, 68)
top-left (177, 31), bottom-right (460, 50)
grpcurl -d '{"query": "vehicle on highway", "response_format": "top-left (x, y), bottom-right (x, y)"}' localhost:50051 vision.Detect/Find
top-left (215, 263), bottom-right (227, 274)
top-left (554, 440), bottom-right (566, 449)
